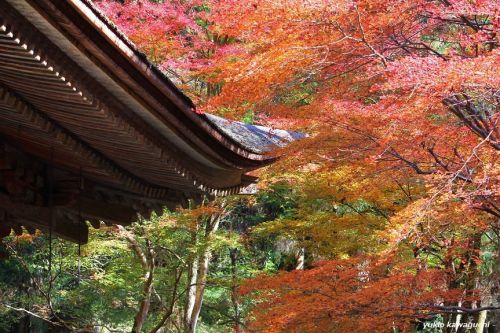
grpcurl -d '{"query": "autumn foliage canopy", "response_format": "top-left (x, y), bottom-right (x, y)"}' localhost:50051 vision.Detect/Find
top-left (96, 0), bottom-right (498, 331)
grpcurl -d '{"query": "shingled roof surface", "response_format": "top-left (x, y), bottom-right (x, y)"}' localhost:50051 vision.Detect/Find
top-left (204, 114), bottom-right (304, 154)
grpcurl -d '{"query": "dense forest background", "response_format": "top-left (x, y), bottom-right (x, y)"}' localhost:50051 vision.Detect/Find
top-left (1, 0), bottom-right (498, 332)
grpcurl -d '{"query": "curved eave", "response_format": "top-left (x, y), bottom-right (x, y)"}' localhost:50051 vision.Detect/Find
top-left (2, 0), bottom-right (302, 196)
top-left (0, 2), bottom-right (236, 194)
top-left (34, 0), bottom-right (271, 169)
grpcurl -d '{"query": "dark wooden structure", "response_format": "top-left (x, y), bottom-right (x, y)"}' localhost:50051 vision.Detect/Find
top-left (0, 0), bottom-right (299, 243)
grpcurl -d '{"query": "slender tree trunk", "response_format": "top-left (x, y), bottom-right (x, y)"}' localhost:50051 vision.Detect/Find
top-left (132, 263), bottom-right (154, 333)
top-left (230, 248), bottom-right (241, 332)
top-left (188, 249), bottom-right (210, 333)
top-left (184, 220), bottom-right (199, 332)
top-left (476, 310), bottom-right (488, 333)
top-left (476, 251), bottom-right (494, 333)
top-left (187, 214), bottom-right (222, 333)
top-left (184, 256), bottom-right (198, 329)
top-left (295, 248), bottom-right (305, 270)
top-left (453, 301), bottom-right (463, 333)
top-left (117, 226), bottom-right (155, 333)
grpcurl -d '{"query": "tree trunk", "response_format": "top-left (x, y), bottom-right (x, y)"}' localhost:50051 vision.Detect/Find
top-left (187, 214), bottom-right (222, 333)
top-left (187, 249), bottom-right (210, 333)
top-left (184, 222), bottom-right (199, 332)
top-left (184, 256), bottom-right (198, 328)
top-left (453, 301), bottom-right (463, 333)
top-left (295, 248), bottom-right (305, 270)
top-left (132, 265), bottom-right (154, 333)
top-left (230, 248), bottom-right (241, 332)
top-left (117, 226), bottom-right (155, 333)
top-left (476, 310), bottom-right (488, 333)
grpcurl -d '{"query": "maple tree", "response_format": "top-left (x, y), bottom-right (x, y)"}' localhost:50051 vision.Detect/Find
top-left (93, 0), bottom-right (498, 331)
top-left (240, 254), bottom-right (464, 332)
top-left (202, 0), bottom-right (499, 331)
top-left (96, 0), bottom-right (236, 102)
top-left (1, 0), bottom-right (497, 332)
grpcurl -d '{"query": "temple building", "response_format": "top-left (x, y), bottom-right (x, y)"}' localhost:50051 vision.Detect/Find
top-left (0, 0), bottom-right (300, 243)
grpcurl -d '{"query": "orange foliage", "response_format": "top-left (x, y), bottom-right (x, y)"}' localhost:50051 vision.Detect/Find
top-left (241, 254), bottom-right (462, 333)
top-left (97, 0), bottom-right (499, 331)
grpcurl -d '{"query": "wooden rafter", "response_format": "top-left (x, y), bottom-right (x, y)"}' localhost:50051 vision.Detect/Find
top-left (0, 0), bottom-right (301, 243)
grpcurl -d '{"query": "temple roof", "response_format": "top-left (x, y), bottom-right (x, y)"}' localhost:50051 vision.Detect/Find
top-left (205, 114), bottom-right (304, 154)
top-left (0, 0), bottom-right (300, 242)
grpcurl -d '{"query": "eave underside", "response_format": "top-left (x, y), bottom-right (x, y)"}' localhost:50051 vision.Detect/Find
top-left (0, 1), bottom-right (265, 243)
top-left (0, 1), bottom-right (258, 197)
